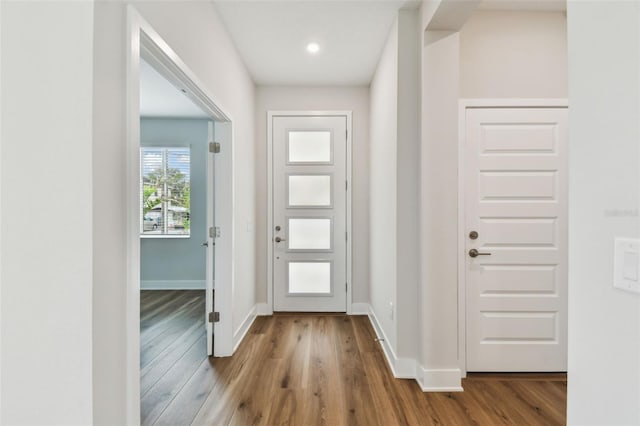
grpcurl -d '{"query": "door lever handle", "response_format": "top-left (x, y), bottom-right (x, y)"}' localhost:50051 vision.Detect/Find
top-left (275, 237), bottom-right (286, 243)
top-left (202, 242), bottom-right (209, 247)
top-left (469, 249), bottom-right (491, 258)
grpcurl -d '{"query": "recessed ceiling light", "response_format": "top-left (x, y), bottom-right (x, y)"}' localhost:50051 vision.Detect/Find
top-left (306, 42), bottom-right (320, 54)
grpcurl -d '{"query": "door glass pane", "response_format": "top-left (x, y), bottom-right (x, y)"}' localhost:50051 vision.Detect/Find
top-left (288, 175), bottom-right (331, 207)
top-left (288, 262), bottom-right (331, 294)
top-left (288, 218), bottom-right (331, 250)
top-left (288, 131), bottom-right (331, 163)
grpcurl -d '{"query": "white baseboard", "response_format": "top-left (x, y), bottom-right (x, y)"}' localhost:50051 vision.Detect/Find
top-left (233, 305), bottom-right (257, 352)
top-left (366, 304), bottom-right (463, 391)
top-left (416, 366), bottom-right (463, 392)
top-left (255, 303), bottom-right (272, 315)
top-left (140, 280), bottom-right (205, 290)
top-left (367, 305), bottom-right (416, 379)
top-left (350, 302), bottom-right (370, 315)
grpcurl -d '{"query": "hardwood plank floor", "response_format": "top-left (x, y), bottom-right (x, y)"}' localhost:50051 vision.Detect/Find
top-left (141, 291), bottom-right (567, 425)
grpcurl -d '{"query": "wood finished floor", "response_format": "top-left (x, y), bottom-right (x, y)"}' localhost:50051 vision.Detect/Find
top-left (141, 290), bottom-right (567, 426)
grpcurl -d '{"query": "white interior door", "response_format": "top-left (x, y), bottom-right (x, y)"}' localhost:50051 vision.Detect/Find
top-left (205, 121), bottom-right (215, 356)
top-left (465, 107), bottom-right (568, 372)
top-left (272, 115), bottom-right (347, 312)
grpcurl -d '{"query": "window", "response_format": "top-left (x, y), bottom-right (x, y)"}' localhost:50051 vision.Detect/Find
top-left (140, 147), bottom-right (191, 237)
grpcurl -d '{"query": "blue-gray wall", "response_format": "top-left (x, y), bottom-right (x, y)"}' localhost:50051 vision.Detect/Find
top-left (140, 118), bottom-right (209, 286)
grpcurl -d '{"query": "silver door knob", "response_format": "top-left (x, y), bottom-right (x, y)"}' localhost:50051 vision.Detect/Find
top-left (275, 237), bottom-right (286, 243)
top-left (469, 249), bottom-right (491, 258)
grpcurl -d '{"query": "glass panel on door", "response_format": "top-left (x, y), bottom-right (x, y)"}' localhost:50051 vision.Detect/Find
top-left (288, 131), bottom-right (332, 163)
top-left (288, 218), bottom-right (332, 250)
top-left (288, 175), bottom-right (332, 207)
top-left (288, 261), bottom-right (332, 294)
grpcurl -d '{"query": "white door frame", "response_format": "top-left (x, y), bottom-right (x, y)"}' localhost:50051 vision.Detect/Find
top-left (266, 111), bottom-right (353, 314)
top-left (457, 99), bottom-right (569, 377)
top-left (126, 6), bottom-right (234, 424)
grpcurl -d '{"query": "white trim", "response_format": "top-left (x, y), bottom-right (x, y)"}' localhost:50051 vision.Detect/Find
top-left (367, 305), bottom-right (416, 379)
top-left (0, 0), bottom-right (3, 417)
top-left (416, 366), bottom-right (463, 392)
top-left (140, 234), bottom-right (190, 239)
top-left (233, 305), bottom-right (257, 352)
top-left (140, 280), bottom-right (205, 290)
top-left (266, 112), bottom-right (274, 315)
top-left (350, 303), bottom-right (370, 315)
top-left (255, 303), bottom-right (272, 316)
top-left (362, 304), bottom-right (462, 392)
top-left (457, 98), bottom-right (569, 377)
top-left (461, 98), bottom-right (569, 109)
top-left (266, 111), bottom-right (353, 314)
top-left (457, 101), bottom-right (467, 378)
top-left (126, 6), bottom-right (235, 423)
top-left (125, 10), bottom-right (142, 425)
top-left (345, 113), bottom-right (353, 315)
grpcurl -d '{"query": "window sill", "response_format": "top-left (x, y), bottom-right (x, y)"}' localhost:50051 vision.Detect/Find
top-left (140, 234), bottom-right (191, 239)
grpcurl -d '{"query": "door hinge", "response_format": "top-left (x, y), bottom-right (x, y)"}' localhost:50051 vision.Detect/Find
top-left (345, 231), bottom-right (348, 242)
top-left (208, 311), bottom-right (220, 323)
top-left (345, 282), bottom-right (348, 292)
top-left (345, 180), bottom-right (348, 190)
top-left (210, 226), bottom-right (221, 238)
top-left (209, 142), bottom-right (221, 153)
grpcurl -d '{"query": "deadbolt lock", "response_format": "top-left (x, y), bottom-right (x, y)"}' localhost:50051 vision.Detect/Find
top-left (275, 225), bottom-right (281, 231)
top-left (469, 231), bottom-right (479, 240)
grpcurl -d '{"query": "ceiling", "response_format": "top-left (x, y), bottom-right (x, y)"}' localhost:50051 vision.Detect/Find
top-left (138, 0), bottom-right (566, 94)
top-left (478, 0), bottom-right (566, 12)
top-left (213, 0), bottom-right (411, 86)
top-left (139, 58), bottom-right (210, 118)
top-left (213, 0), bottom-right (564, 86)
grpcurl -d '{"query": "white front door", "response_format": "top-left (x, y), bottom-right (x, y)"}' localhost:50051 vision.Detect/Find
top-left (272, 115), bottom-right (348, 312)
top-left (465, 107), bottom-right (568, 372)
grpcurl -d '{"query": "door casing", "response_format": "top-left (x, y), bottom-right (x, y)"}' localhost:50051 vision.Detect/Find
top-left (266, 111), bottom-right (353, 314)
top-left (457, 99), bottom-right (569, 377)
top-left (126, 6), bottom-right (234, 424)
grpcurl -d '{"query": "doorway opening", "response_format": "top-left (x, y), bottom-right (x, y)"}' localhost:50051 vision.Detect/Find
top-left (126, 6), bottom-right (234, 424)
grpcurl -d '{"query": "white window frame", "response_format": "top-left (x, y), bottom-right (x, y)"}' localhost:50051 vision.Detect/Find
top-left (140, 146), bottom-right (192, 239)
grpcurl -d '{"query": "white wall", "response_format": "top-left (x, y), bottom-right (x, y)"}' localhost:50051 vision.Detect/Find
top-left (419, 29), bottom-right (461, 388)
top-left (395, 9), bottom-right (421, 359)
top-left (459, 10), bottom-right (568, 98)
top-left (369, 9), bottom-right (421, 367)
top-left (370, 16), bottom-right (399, 350)
top-left (255, 86), bottom-right (370, 306)
top-left (92, 2), bottom-right (256, 424)
top-left (1, 2), bottom-right (94, 424)
top-left (567, 2), bottom-right (640, 424)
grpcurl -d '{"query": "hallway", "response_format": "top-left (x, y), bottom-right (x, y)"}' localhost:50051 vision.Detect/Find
top-left (141, 291), bottom-right (566, 425)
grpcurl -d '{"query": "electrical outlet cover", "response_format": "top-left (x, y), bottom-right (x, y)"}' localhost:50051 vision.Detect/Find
top-left (613, 238), bottom-right (640, 294)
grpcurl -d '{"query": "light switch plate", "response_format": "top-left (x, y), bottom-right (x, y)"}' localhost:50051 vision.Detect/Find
top-left (614, 238), bottom-right (640, 294)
